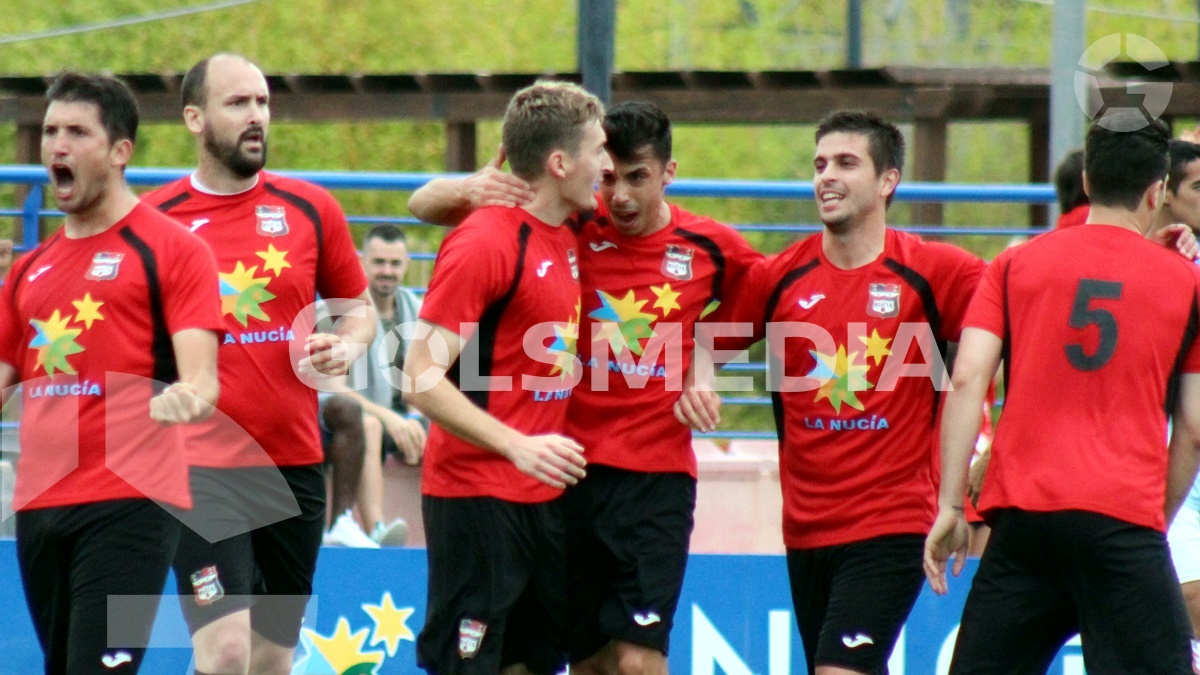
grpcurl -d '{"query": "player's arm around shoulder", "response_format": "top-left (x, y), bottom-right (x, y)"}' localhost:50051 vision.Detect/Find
top-left (408, 148), bottom-right (534, 227)
top-left (401, 320), bottom-right (586, 489)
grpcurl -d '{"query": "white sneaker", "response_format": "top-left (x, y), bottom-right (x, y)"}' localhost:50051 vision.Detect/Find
top-left (323, 510), bottom-right (379, 548)
top-left (371, 518), bottom-right (409, 547)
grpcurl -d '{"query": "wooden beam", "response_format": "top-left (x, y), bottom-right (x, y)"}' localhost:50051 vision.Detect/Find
top-left (445, 122), bottom-right (477, 172)
top-left (911, 117), bottom-right (947, 225)
top-left (1029, 112), bottom-right (1051, 227)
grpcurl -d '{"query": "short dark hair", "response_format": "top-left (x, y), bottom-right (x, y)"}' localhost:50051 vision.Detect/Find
top-left (363, 223), bottom-right (407, 247)
top-left (45, 72), bottom-right (139, 144)
top-left (815, 110), bottom-right (905, 206)
top-left (180, 57), bottom-right (212, 109)
top-left (1084, 115), bottom-right (1170, 210)
top-left (1168, 140), bottom-right (1200, 194)
top-left (1053, 149), bottom-right (1088, 213)
top-left (603, 101), bottom-right (672, 164)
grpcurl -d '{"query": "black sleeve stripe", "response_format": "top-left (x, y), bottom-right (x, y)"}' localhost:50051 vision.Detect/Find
top-left (264, 182), bottom-right (324, 258)
top-left (1165, 287), bottom-right (1200, 416)
top-left (884, 258), bottom-right (947, 418)
top-left (447, 222), bottom-right (532, 412)
top-left (1001, 261), bottom-right (1012, 396)
top-left (763, 256), bottom-right (820, 452)
top-left (151, 191), bottom-right (192, 213)
top-left (676, 226), bottom-right (726, 303)
top-left (883, 258), bottom-right (943, 338)
top-left (118, 227), bottom-right (178, 392)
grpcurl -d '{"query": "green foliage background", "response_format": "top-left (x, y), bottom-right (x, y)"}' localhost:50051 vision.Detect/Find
top-left (2, 0), bottom-right (1196, 429)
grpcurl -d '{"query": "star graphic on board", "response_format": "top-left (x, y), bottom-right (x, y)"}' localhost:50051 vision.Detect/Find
top-left (256, 244), bottom-right (292, 277)
top-left (807, 344), bottom-right (873, 413)
top-left (300, 617), bottom-right (385, 674)
top-left (362, 592), bottom-right (416, 657)
top-left (858, 329), bottom-right (893, 366)
top-left (650, 283), bottom-right (682, 317)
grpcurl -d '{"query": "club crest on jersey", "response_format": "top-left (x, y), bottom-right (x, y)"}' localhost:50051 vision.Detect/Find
top-left (458, 618), bottom-right (487, 659)
top-left (567, 248), bottom-right (579, 280)
top-left (255, 205), bottom-right (289, 237)
top-left (662, 245), bottom-right (694, 281)
top-left (867, 283), bottom-right (901, 318)
top-left (190, 566), bottom-right (225, 606)
top-left (85, 253), bottom-right (123, 281)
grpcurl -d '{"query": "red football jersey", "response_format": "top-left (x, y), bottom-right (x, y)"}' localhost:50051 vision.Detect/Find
top-left (419, 206), bottom-right (582, 503)
top-left (566, 201), bottom-right (761, 475)
top-left (144, 173), bottom-right (368, 467)
top-left (727, 229), bottom-right (983, 549)
top-left (967, 225), bottom-right (1200, 532)
top-left (0, 203), bottom-right (222, 510)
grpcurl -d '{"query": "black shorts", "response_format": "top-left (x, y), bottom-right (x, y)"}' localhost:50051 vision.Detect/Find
top-left (417, 495), bottom-right (568, 675)
top-left (561, 465), bottom-right (696, 661)
top-left (17, 498), bottom-right (180, 674)
top-left (786, 533), bottom-right (925, 674)
top-left (172, 464), bottom-right (325, 647)
top-left (950, 508), bottom-right (1191, 675)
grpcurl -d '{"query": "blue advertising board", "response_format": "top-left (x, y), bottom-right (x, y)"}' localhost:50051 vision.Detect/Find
top-left (0, 542), bottom-right (1087, 674)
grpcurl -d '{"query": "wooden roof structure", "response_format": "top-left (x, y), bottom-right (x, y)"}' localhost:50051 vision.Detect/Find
top-left (0, 62), bottom-right (1186, 225)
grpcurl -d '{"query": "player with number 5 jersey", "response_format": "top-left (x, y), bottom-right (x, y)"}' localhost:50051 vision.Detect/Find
top-left (927, 113), bottom-right (1200, 673)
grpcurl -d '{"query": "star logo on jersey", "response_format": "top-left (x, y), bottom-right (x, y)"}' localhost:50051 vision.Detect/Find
top-left (255, 244), bottom-right (291, 277)
top-left (589, 289), bottom-right (658, 356)
top-left (807, 344), bottom-right (873, 412)
top-left (650, 283), bottom-right (682, 317)
top-left (219, 261), bottom-right (277, 327)
top-left (255, 205), bottom-right (289, 237)
top-left (28, 297), bottom-right (106, 376)
top-left (858, 329), bottom-right (893, 366)
top-left (548, 300), bottom-right (581, 380)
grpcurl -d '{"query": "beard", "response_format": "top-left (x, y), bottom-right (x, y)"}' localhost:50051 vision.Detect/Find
top-left (204, 126), bottom-right (267, 178)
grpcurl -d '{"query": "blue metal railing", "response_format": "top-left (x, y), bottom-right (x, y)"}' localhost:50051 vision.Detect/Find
top-left (0, 167), bottom-right (1053, 439)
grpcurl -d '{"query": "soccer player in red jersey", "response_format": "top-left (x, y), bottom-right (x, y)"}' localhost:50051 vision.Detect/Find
top-left (0, 73), bottom-right (222, 674)
top-left (402, 81), bottom-right (605, 675)
top-left (409, 101), bottom-right (761, 675)
top-left (143, 54), bottom-right (376, 674)
top-left (926, 113), bottom-right (1200, 673)
top-left (698, 110), bottom-right (985, 675)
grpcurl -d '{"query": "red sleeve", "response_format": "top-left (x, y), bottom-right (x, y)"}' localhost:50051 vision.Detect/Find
top-left (709, 254), bottom-right (773, 355)
top-left (315, 194), bottom-right (368, 301)
top-left (962, 250), bottom-right (1011, 339)
top-left (0, 277), bottom-right (19, 368)
top-left (163, 231), bottom-right (224, 336)
top-left (702, 228), bottom-right (765, 324)
top-left (931, 244), bottom-right (986, 342)
top-left (419, 214), bottom-right (516, 340)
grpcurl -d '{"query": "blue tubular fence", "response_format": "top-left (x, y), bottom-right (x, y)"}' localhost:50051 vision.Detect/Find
top-left (0, 166), bottom-right (1055, 436)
